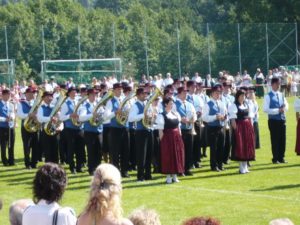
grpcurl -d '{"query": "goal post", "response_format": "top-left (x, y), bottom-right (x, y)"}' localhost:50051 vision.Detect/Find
top-left (0, 59), bottom-right (15, 87)
top-left (41, 58), bottom-right (122, 84)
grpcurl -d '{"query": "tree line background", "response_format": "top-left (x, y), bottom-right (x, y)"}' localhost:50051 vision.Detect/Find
top-left (0, 0), bottom-right (299, 81)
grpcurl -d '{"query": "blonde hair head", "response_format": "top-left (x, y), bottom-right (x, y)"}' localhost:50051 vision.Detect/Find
top-left (85, 163), bottom-right (122, 220)
top-left (129, 208), bottom-right (161, 225)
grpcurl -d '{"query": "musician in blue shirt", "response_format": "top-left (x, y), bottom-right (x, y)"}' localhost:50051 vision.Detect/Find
top-left (263, 77), bottom-right (288, 164)
top-left (203, 84), bottom-right (227, 172)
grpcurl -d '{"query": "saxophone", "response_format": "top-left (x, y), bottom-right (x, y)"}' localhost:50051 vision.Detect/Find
top-left (89, 90), bottom-right (114, 126)
top-left (116, 91), bottom-right (136, 126)
top-left (71, 96), bottom-right (88, 126)
top-left (44, 89), bottom-right (68, 136)
top-left (24, 88), bottom-right (45, 133)
top-left (142, 87), bottom-right (163, 129)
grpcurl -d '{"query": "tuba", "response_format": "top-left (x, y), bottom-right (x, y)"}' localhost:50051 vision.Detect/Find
top-left (71, 96), bottom-right (88, 127)
top-left (142, 87), bottom-right (163, 129)
top-left (44, 89), bottom-right (68, 136)
top-left (24, 88), bottom-right (45, 133)
top-left (89, 90), bottom-right (114, 126)
top-left (116, 91), bottom-right (136, 126)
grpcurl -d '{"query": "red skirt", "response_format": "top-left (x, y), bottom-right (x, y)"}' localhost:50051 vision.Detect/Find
top-left (295, 119), bottom-right (300, 155)
top-left (232, 119), bottom-right (255, 161)
top-left (160, 128), bottom-right (185, 174)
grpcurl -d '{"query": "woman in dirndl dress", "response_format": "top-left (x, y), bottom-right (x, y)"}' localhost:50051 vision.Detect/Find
top-left (155, 97), bottom-right (185, 184)
top-left (229, 89), bottom-right (255, 174)
top-left (294, 97), bottom-right (300, 155)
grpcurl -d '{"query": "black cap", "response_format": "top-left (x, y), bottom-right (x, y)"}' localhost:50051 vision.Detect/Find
top-left (113, 83), bottom-right (122, 89)
top-left (1, 89), bottom-right (10, 95)
top-left (87, 88), bottom-right (97, 95)
top-left (211, 84), bottom-right (222, 92)
top-left (67, 87), bottom-right (77, 95)
top-left (123, 86), bottom-right (132, 93)
top-left (25, 87), bottom-right (35, 93)
top-left (186, 80), bottom-right (196, 87)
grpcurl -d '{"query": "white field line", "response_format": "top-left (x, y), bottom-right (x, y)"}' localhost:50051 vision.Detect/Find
top-left (173, 185), bottom-right (300, 202)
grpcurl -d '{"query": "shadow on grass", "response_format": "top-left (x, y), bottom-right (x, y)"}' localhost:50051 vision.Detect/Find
top-left (250, 184), bottom-right (300, 192)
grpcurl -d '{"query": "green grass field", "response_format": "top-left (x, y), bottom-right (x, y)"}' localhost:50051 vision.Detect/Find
top-left (0, 97), bottom-right (300, 225)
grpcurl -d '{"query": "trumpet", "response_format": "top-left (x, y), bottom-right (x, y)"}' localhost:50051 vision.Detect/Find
top-left (44, 89), bottom-right (68, 136)
top-left (71, 96), bottom-right (88, 126)
top-left (142, 87), bottom-right (163, 129)
top-left (116, 91), bottom-right (136, 126)
top-left (89, 90), bottom-right (114, 126)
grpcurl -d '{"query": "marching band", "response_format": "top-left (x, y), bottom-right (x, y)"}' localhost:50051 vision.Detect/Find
top-left (0, 71), bottom-right (295, 183)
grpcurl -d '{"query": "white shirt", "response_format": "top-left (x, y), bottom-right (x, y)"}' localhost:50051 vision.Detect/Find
top-left (228, 103), bottom-right (254, 120)
top-left (0, 100), bottom-right (15, 122)
top-left (294, 98), bottom-right (300, 112)
top-left (78, 100), bottom-right (97, 122)
top-left (128, 100), bottom-right (145, 123)
top-left (103, 96), bottom-right (123, 123)
top-left (192, 76), bottom-right (202, 83)
top-left (263, 90), bottom-right (288, 115)
top-left (37, 103), bottom-right (52, 123)
top-left (163, 78), bottom-right (174, 87)
top-left (22, 200), bottom-right (76, 225)
top-left (202, 98), bottom-right (227, 123)
top-left (59, 97), bottom-right (77, 122)
top-left (17, 100), bottom-right (33, 119)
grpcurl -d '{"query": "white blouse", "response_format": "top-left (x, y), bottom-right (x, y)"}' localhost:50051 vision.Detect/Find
top-left (228, 103), bottom-right (254, 120)
top-left (155, 111), bottom-right (181, 130)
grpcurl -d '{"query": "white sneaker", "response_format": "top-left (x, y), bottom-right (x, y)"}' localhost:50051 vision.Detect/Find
top-left (166, 176), bottom-right (172, 184)
top-left (172, 176), bottom-right (180, 183)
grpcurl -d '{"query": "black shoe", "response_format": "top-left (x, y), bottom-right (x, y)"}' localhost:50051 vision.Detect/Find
top-left (219, 167), bottom-right (225, 171)
top-left (272, 160), bottom-right (280, 164)
top-left (76, 168), bottom-right (83, 173)
top-left (25, 166), bottom-right (31, 170)
top-left (9, 162), bottom-right (15, 166)
top-left (223, 161), bottom-right (229, 165)
top-left (145, 175), bottom-right (152, 180)
top-left (212, 167), bottom-right (220, 172)
top-left (185, 171), bottom-right (193, 176)
top-left (194, 162), bottom-right (201, 168)
top-left (122, 172), bottom-right (130, 178)
top-left (279, 160), bottom-right (288, 164)
top-left (31, 164), bottom-right (37, 169)
top-left (137, 178), bottom-right (144, 182)
top-left (71, 169), bottom-right (76, 174)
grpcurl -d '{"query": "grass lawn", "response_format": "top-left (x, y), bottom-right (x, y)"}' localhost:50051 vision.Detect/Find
top-left (0, 97), bottom-right (300, 225)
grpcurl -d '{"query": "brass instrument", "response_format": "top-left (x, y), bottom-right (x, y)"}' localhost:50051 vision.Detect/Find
top-left (116, 91), bottom-right (136, 126)
top-left (71, 96), bottom-right (88, 126)
top-left (24, 88), bottom-right (45, 133)
top-left (44, 89), bottom-right (68, 136)
top-left (89, 90), bottom-right (114, 126)
top-left (142, 87), bottom-right (163, 129)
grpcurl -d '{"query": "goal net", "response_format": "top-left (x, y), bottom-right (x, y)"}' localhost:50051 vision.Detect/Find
top-left (0, 59), bottom-right (15, 86)
top-left (41, 58), bottom-right (122, 84)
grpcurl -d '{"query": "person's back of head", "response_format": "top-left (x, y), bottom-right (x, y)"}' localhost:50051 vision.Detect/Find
top-left (9, 199), bottom-right (34, 225)
top-left (182, 216), bottom-right (221, 225)
top-left (129, 208), bottom-right (161, 225)
top-left (269, 218), bottom-right (294, 225)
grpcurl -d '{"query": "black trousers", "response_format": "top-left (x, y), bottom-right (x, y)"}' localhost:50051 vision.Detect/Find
top-left (129, 129), bottom-right (136, 169)
top-left (65, 128), bottom-right (84, 171)
top-left (58, 129), bottom-right (67, 164)
top-left (21, 125), bottom-right (38, 168)
top-left (207, 126), bottom-right (224, 170)
top-left (253, 121), bottom-right (260, 149)
top-left (41, 131), bottom-right (58, 163)
top-left (223, 127), bottom-right (232, 163)
top-left (84, 131), bottom-right (102, 174)
top-left (181, 129), bottom-right (194, 172)
top-left (109, 127), bottom-right (130, 174)
top-left (152, 129), bottom-right (161, 172)
top-left (193, 122), bottom-right (202, 164)
top-left (0, 127), bottom-right (15, 165)
top-left (135, 130), bottom-right (153, 180)
top-left (268, 119), bottom-right (286, 162)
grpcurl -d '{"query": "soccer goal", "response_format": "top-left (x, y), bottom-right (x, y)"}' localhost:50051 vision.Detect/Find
top-left (0, 59), bottom-right (15, 87)
top-left (41, 58), bottom-right (122, 84)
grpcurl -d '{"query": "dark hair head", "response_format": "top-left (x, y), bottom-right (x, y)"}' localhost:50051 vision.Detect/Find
top-left (162, 97), bottom-right (173, 107)
top-left (235, 89), bottom-right (246, 105)
top-left (33, 163), bottom-right (67, 203)
top-left (182, 216), bottom-right (221, 225)
top-left (271, 77), bottom-right (280, 85)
